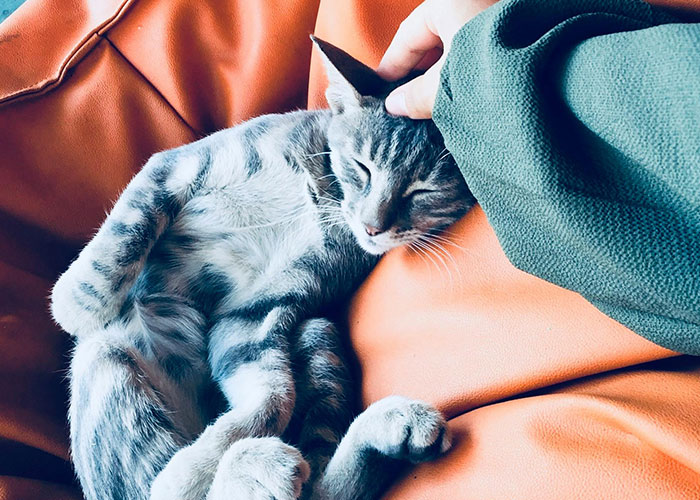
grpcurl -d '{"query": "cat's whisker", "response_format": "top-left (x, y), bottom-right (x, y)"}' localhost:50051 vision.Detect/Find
top-left (437, 147), bottom-right (452, 163)
top-left (424, 228), bottom-right (473, 255)
top-left (411, 238), bottom-right (443, 278)
top-left (316, 208), bottom-right (345, 219)
top-left (420, 236), bottom-right (462, 284)
top-left (434, 242), bottom-right (462, 287)
top-left (317, 211), bottom-right (344, 219)
top-left (324, 178), bottom-right (341, 189)
top-left (417, 242), bottom-right (447, 282)
top-left (420, 234), bottom-right (460, 271)
top-left (316, 195), bottom-right (342, 205)
top-left (408, 242), bottom-right (428, 266)
top-left (408, 240), bottom-right (428, 264)
top-left (318, 190), bottom-right (342, 202)
top-left (426, 233), bottom-right (461, 248)
top-left (408, 242), bottom-right (431, 269)
top-left (321, 220), bottom-right (350, 233)
top-left (318, 217), bottom-right (345, 225)
top-left (316, 204), bottom-right (342, 211)
top-left (315, 173), bottom-right (337, 181)
top-left (316, 210), bottom-right (346, 221)
top-left (427, 244), bottom-right (453, 285)
top-left (316, 210), bottom-right (344, 217)
top-left (304, 151), bottom-right (332, 158)
top-left (418, 234), bottom-right (454, 264)
top-left (427, 227), bottom-right (462, 241)
top-left (416, 236), bottom-right (454, 285)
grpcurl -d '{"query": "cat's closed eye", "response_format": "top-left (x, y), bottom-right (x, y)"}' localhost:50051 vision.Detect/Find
top-left (355, 160), bottom-right (371, 182)
top-left (407, 188), bottom-right (434, 198)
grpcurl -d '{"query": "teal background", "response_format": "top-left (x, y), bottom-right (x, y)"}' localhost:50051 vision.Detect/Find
top-left (1, 0), bottom-right (25, 23)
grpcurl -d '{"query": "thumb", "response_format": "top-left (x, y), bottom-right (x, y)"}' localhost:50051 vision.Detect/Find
top-left (384, 56), bottom-right (444, 119)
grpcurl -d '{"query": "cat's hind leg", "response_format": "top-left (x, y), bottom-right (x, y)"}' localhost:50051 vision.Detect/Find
top-left (152, 306), bottom-right (306, 500)
top-left (287, 318), bottom-right (355, 496)
top-left (70, 302), bottom-right (209, 500)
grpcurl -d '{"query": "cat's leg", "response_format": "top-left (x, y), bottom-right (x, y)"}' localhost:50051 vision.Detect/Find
top-left (151, 306), bottom-right (308, 500)
top-left (313, 396), bottom-right (452, 500)
top-left (289, 319), bottom-right (447, 500)
top-left (70, 299), bottom-right (208, 500)
top-left (288, 319), bottom-right (355, 493)
top-left (51, 149), bottom-right (210, 338)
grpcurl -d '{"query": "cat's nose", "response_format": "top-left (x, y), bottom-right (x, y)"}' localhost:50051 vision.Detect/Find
top-left (364, 224), bottom-right (384, 237)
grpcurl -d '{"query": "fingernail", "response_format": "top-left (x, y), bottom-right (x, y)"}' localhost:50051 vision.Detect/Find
top-left (385, 91), bottom-right (408, 116)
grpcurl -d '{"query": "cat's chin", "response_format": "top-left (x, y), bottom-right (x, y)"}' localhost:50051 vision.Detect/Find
top-left (358, 240), bottom-right (389, 256)
top-left (347, 220), bottom-right (401, 255)
top-left (353, 235), bottom-right (393, 256)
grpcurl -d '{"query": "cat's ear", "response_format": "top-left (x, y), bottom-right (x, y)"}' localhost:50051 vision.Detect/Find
top-left (311, 35), bottom-right (388, 113)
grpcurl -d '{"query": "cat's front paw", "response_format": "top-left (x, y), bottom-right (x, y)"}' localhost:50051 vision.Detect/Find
top-left (358, 395), bottom-right (451, 464)
top-left (207, 437), bottom-right (310, 500)
top-left (51, 269), bottom-right (98, 337)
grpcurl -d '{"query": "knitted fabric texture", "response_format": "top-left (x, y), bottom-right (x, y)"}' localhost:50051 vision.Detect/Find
top-left (434, 0), bottom-right (700, 354)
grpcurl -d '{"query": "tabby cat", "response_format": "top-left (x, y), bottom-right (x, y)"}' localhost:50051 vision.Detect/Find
top-left (50, 37), bottom-right (472, 500)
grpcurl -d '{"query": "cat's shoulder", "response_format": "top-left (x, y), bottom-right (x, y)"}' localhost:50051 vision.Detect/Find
top-left (162, 109), bottom-right (331, 158)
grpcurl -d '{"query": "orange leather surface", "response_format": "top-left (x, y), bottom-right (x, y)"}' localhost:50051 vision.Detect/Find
top-left (348, 207), bottom-right (675, 419)
top-left (385, 358), bottom-right (700, 500)
top-left (1, 0), bottom-right (699, 499)
top-left (106, 0), bottom-right (321, 133)
top-left (0, 0), bottom-right (131, 103)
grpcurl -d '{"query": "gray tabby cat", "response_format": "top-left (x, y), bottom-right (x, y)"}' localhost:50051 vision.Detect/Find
top-left (50, 37), bottom-right (472, 500)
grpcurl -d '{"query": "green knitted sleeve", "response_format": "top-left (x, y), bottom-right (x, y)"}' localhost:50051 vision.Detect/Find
top-left (433, 0), bottom-right (700, 353)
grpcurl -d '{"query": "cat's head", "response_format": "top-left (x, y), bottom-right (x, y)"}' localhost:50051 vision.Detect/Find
top-left (312, 36), bottom-right (471, 256)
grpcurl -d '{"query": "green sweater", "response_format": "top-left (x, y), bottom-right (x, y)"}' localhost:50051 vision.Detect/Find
top-left (434, 0), bottom-right (700, 354)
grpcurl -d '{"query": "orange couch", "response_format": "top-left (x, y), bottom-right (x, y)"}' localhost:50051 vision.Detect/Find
top-left (1, 0), bottom-right (699, 499)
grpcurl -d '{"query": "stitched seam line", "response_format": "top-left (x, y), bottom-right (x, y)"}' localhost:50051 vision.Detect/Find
top-left (0, 0), bottom-right (137, 105)
top-left (0, 0), bottom-right (199, 136)
top-left (102, 36), bottom-right (199, 136)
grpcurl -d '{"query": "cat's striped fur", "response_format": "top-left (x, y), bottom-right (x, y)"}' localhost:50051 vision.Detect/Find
top-left (51, 38), bottom-right (472, 500)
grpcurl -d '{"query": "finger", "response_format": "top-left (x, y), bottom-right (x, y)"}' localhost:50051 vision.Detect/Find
top-left (376, 2), bottom-right (441, 81)
top-left (414, 46), bottom-right (444, 72)
top-left (384, 55), bottom-right (444, 119)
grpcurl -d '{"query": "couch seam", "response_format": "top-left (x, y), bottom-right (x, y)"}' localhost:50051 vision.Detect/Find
top-left (447, 353), bottom-right (680, 422)
top-left (102, 37), bottom-right (200, 136)
top-left (0, 0), bottom-right (137, 106)
top-left (0, 0), bottom-right (199, 136)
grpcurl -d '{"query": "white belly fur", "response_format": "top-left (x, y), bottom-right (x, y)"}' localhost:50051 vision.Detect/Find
top-left (168, 142), bottom-right (324, 308)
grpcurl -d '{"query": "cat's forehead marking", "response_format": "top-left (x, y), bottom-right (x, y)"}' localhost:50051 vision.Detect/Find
top-left (359, 141), bottom-right (375, 169)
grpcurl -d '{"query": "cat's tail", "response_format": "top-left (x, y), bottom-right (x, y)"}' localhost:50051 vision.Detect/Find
top-left (69, 298), bottom-right (208, 500)
top-left (51, 149), bottom-right (209, 337)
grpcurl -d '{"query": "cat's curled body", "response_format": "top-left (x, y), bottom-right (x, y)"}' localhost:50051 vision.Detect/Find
top-left (51, 39), bottom-right (472, 500)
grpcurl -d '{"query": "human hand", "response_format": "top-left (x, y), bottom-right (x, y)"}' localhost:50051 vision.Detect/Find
top-left (377, 0), bottom-right (498, 119)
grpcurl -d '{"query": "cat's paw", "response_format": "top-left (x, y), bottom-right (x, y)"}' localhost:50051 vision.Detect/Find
top-left (358, 395), bottom-right (451, 464)
top-left (50, 263), bottom-right (118, 337)
top-left (50, 269), bottom-right (97, 337)
top-left (207, 437), bottom-right (310, 500)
